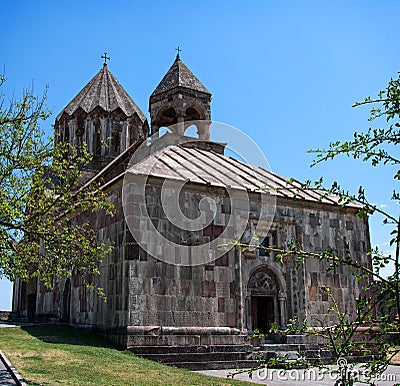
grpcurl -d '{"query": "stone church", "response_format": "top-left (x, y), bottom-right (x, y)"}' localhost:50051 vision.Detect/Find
top-left (12, 53), bottom-right (372, 368)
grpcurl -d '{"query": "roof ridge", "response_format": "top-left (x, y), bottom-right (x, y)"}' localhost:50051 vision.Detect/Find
top-left (100, 66), bottom-right (109, 112)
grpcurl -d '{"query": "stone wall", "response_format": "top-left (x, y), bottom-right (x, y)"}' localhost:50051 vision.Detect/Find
top-left (270, 199), bottom-right (370, 327)
top-left (121, 180), bottom-right (370, 335)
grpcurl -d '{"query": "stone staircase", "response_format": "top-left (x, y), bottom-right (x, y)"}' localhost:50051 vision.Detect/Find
top-left (129, 334), bottom-right (379, 370)
top-left (127, 328), bottom-right (260, 370)
top-left (129, 343), bottom-right (258, 370)
top-left (255, 343), bottom-right (330, 366)
top-left (255, 337), bottom-right (378, 367)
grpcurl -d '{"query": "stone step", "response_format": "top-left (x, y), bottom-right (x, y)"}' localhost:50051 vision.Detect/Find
top-left (137, 351), bottom-right (255, 363)
top-left (130, 344), bottom-right (253, 355)
top-left (258, 342), bottom-right (379, 355)
top-left (261, 350), bottom-right (301, 361)
top-left (258, 343), bottom-right (321, 351)
top-left (261, 348), bottom-right (331, 357)
top-left (286, 334), bottom-right (379, 345)
top-left (127, 334), bottom-right (248, 347)
top-left (168, 360), bottom-right (259, 371)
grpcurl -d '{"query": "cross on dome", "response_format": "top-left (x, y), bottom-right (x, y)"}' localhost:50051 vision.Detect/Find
top-left (101, 52), bottom-right (110, 66)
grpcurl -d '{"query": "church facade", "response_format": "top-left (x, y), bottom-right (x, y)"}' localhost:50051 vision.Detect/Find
top-left (12, 54), bottom-right (372, 366)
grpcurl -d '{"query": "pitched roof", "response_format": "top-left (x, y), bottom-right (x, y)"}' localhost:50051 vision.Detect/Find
top-left (56, 64), bottom-right (146, 121)
top-left (126, 143), bottom-right (360, 208)
top-left (150, 56), bottom-right (211, 97)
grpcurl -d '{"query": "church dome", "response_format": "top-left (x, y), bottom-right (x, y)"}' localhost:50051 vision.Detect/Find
top-left (56, 63), bottom-right (146, 122)
top-left (150, 55), bottom-right (211, 98)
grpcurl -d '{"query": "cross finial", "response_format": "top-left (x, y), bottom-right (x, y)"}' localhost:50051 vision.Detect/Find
top-left (175, 46), bottom-right (182, 59)
top-left (101, 52), bottom-right (110, 66)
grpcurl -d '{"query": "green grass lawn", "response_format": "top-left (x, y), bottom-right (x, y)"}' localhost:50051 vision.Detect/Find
top-left (0, 325), bottom-right (254, 386)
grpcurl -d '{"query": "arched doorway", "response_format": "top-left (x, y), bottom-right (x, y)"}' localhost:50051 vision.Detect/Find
top-left (247, 267), bottom-right (287, 333)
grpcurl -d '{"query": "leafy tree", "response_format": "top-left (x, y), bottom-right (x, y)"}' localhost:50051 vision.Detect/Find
top-left (0, 75), bottom-right (113, 290)
top-left (301, 72), bottom-right (400, 385)
top-left (231, 73), bottom-right (400, 385)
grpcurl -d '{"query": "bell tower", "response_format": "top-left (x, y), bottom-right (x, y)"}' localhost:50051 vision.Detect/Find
top-left (149, 51), bottom-right (212, 140)
top-left (55, 55), bottom-right (149, 171)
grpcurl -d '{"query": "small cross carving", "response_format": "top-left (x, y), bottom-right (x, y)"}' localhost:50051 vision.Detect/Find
top-left (101, 52), bottom-right (110, 66)
top-left (175, 46), bottom-right (182, 58)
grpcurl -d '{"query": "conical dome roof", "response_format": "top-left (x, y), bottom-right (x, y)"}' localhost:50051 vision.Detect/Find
top-left (56, 64), bottom-right (146, 122)
top-left (150, 55), bottom-right (211, 98)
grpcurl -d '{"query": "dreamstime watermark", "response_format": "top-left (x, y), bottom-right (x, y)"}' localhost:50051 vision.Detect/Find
top-left (255, 358), bottom-right (397, 383)
top-left (122, 120), bottom-right (277, 266)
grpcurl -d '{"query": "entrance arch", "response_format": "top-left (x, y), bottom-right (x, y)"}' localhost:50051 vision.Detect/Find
top-left (247, 267), bottom-right (287, 332)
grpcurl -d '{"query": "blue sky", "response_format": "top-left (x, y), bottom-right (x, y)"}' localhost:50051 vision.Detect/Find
top-left (1, 0), bottom-right (399, 309)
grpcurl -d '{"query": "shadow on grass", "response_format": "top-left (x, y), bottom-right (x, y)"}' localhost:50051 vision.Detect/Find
top-left (20, 324), bottom-right (121, 350)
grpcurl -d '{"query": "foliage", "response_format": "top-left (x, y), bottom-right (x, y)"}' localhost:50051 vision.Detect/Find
top-left (0, 75), bottom-right (114, 289)
top-left (299, 72), bottom-right (400, 385)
